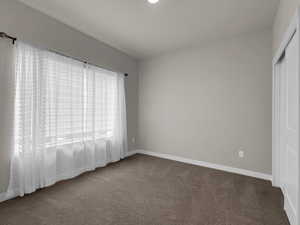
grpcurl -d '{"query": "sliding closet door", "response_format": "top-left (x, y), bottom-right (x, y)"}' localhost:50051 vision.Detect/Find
top-left (283, 31), bottom-right (299, 225)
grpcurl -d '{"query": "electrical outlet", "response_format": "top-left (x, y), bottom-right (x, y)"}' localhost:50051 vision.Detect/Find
top-left (238, 150), bottom-right (244, 158)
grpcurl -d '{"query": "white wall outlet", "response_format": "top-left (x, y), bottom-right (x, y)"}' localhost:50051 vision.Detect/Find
top-left (131, 137), bottom-right (136, 144)
top-left (238, 150), bottom-right (244, 158)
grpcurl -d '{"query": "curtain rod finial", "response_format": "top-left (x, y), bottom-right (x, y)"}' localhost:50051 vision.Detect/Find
top-left (124, 73), bottom-right (128, 77)
top-left (0, 32), bottom-right (17, 44)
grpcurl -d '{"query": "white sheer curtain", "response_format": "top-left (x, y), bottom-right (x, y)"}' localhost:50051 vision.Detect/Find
top-left (5, 42), bottom-right (127, 199)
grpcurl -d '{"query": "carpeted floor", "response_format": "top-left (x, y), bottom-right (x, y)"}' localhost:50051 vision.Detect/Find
top-left (0, 154), bottom-right (290, 225)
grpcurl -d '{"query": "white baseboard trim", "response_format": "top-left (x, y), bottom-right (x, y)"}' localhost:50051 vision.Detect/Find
top-left (129, 150), bottom-right (272, 181)
top-left (0, 191), bottom-right (9, 202)
top-left (126, 150), bottom-right (139, 157)
top-left (0, 192), bottom-right (5, 202)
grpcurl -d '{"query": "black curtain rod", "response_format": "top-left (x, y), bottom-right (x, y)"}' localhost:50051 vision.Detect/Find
top-left (0, 32), bottom-right (17, 44)
top-left (49, 49), bottom-right (129, 77)
top-left (0, 32), bottom-right (128, 77)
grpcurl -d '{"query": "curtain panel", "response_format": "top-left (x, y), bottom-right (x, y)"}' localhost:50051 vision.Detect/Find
top-left (4, 42), bottom-right (127, 200)
top-left (0, 39), bottom-right (15, 196)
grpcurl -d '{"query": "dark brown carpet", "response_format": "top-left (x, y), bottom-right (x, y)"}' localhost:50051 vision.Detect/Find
top-left (0, 154), bottom-right (290, 225)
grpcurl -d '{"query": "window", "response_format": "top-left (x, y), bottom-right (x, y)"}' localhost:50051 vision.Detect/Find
top-left (8, 41), bottom-right (127, 198)
top-left (15, 42), bottom-right (125, 151)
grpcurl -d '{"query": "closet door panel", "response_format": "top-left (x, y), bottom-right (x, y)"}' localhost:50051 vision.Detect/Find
top-left (284, 31), bottom-right (299, 225)
top-left (279, 57), bottom-right (287, 192)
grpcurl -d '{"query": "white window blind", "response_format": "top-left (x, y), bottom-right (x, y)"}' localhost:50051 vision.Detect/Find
top-left (14, 44), bottom-right (123, 150)
top-left (44, 53), bottom-right (86, 147)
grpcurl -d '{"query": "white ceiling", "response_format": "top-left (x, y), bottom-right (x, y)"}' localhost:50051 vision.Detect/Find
top-left (18, 0), bottom-right (279, 59)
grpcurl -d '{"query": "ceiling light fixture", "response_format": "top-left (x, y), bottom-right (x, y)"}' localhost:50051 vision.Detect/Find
top-left (148, 0), bottom-right (159, 4)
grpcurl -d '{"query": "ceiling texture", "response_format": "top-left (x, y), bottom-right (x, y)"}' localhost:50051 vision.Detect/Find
top-left (18, 0), bottom-right (279, 59)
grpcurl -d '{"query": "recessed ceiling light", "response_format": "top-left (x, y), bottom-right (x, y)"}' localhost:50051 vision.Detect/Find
top-left (148, 0), bottom-right (159, 4)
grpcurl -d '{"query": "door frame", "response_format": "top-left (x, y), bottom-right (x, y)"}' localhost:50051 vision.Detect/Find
top-left (272, 7), bottom-right (300, 225)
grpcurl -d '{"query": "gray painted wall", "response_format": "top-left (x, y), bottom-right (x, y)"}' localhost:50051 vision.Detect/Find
top-left (138, 29), bottom-right (273, 174)
top-left (0, 0), bottom-right (138, 192)
top-left (273, 0), bottom-right (300, 54)
top-left (0, 0), bottom-right (282, 194)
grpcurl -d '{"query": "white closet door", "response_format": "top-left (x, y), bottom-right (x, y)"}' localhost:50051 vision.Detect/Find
top-left (283, 31), bottom-right (299, 225)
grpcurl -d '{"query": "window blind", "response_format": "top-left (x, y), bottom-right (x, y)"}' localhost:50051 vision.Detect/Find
top-left (15, 44), bottom-right (121, 150)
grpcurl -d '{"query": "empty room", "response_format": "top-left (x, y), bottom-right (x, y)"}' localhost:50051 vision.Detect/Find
top-left (0, 0), bottom-right (299, 224)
